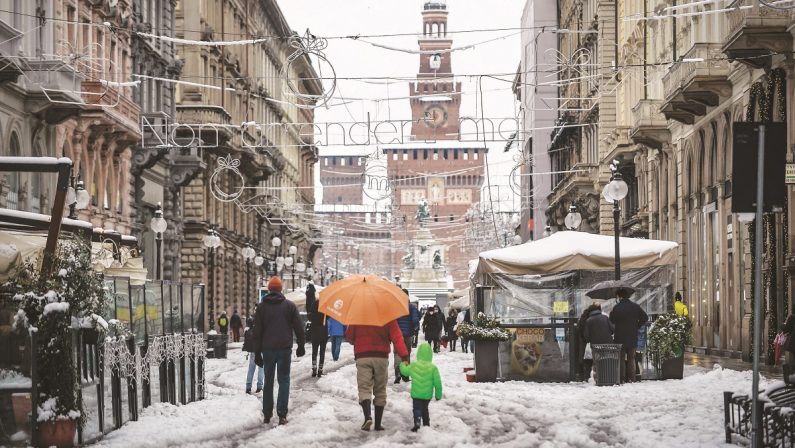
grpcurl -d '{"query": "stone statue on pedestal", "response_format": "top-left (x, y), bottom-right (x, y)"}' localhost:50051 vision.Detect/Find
top-left (432, 250), bottom-right (442, 270)
top-left (416, 198), bottom-right (430, 227)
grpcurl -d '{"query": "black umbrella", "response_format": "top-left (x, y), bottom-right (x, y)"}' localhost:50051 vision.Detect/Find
top-left (585, 280), bottom-right (636, 300)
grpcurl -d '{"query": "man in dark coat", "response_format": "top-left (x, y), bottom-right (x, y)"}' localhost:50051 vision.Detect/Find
top-left (609, 288), bottom-right (648, 383)
top-left (394, 289), bottom-right (420, 383)
top-left (422, 305), bottom-right (444, 353)
top-left (584, 305), bottom-right (614, 345)
top-left (230, 309), bottom-right (243, 342)
top-left (253, 276), bottom-right (305, 425)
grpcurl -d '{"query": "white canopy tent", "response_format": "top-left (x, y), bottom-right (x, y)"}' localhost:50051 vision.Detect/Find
top-left (476, 231), bottom-right (678, 276)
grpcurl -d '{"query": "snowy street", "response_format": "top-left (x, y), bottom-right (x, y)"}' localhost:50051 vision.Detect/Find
top-left (90, 342), bottom-right (765, 448)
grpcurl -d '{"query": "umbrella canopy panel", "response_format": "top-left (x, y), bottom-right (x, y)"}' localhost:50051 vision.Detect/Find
top-left (319, 275), bottom-right (408, 326)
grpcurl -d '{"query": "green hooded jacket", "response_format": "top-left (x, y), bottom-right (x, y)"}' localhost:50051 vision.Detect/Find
top-left (399, 342), bottom-right (442, 400)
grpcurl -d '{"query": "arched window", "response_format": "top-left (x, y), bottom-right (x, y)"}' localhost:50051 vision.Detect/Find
top-left (709, 122), bottom-right (718, 186)
top-left (6, 133), bottom-right (20, 210)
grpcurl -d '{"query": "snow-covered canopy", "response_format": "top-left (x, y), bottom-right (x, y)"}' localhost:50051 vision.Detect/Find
top-left (477, 231), bottom-right (678, 275)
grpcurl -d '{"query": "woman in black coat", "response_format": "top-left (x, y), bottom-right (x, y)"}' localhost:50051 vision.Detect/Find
top-left (577, 303), bottom-right (600, 381)
top-left (444, 309), bottom-right (459, 351)
top-left (308, 300), bottom-right (328, 377)
top-left (423, 305), bottom-right (444, 353)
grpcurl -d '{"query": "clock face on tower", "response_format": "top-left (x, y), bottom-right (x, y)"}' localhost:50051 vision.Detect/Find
top-left (423, 104), bottom-right (448, 128)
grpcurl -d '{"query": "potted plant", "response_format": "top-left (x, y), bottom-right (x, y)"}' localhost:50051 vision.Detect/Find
top-left (647, 313), bottom-right (692, 380)
top-left (456, 313), bottom-right (511, 382)
top-left (4, 240), bottom-right (106, 447)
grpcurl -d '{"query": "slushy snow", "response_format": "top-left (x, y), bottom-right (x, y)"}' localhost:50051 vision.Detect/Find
top-left (89, 341), bottom-right (767, 448)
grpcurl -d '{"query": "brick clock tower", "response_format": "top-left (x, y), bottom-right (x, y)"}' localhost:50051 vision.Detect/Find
top-left (384, 0), bottom-right (487, 296)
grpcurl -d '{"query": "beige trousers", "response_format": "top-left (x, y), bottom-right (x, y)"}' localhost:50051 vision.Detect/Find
top-left (356, 357), bottom-right (389, 406)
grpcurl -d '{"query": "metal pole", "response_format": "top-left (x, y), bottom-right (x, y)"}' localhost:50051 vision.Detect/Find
top-left (155, 233), bottom-right (162, 281)
top-left (751, 124), bottom-right (765, 448)
top-left (246, 259), bottom-right (250, 317)
top-left (613, 203), bottom-right (621, 280)
top-left (209, 247), bottom-right (215, 330)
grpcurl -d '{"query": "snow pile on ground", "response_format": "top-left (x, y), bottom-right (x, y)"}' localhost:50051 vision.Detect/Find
top-left (91, 343), bottom-right (769, 448)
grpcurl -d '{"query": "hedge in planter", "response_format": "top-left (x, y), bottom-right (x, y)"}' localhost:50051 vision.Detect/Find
top-left (647, 313), bottom-right (693, 379)
top-left (4, 240), bottom-right (106, 441)
top-left (456, 313), bottom-right (510, 382)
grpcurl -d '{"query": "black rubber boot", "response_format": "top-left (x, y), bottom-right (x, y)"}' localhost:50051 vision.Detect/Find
top-left (394, 375), bottom-right (401, 384)
top-left (374, 405), bottom-right (385, 431)
top-left (317, 365), bottom-right (323, 378)
top-left (360, 400), bottom-right (372, 431)
top-left (411, 417), bottom-right (421, 432)
top-left (311, 367), bottom-right (317, 377)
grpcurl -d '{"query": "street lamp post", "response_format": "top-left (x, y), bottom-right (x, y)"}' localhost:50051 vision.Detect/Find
top-left (601, 167), bottom-right (629, 280)
top-left (287, 245), bottom-right (297, 291)
top-left (150, 203), bottom-right (168, 280)
top-left (241, 242), bottom-right (256, 316)
top-left (254, 252), bottom-right (264, 304)
top-left (203, 227), bottom-right (221, 330)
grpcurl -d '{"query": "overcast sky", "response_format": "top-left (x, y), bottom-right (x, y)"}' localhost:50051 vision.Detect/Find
top-left (279, 0), bottom-right (525, 209)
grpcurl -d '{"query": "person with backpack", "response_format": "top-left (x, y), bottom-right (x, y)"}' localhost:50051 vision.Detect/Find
top-left (399, 342), bottom-right (443, 431)
top-left (252, 277), bottom-right (306, 425)
top-left (242, 317), bottom-right (263, 394)
top-left (230, 309), bottom-right (243, 342)
top-left (218, 311), bottom-right (229, 335)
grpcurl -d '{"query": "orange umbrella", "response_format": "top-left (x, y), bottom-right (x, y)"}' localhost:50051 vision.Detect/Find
top-left (318, 275), bottom-right (408, 326)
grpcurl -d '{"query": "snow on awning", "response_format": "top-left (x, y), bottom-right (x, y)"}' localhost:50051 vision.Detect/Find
top-left (477, 230), bottom-right (678, 275)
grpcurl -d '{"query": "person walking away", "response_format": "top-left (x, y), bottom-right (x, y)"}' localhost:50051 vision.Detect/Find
top-left (609, 288), bottom-right (648, 383)
top-left (230, 309), bottom-right (243, 342)
top-left (395, 290), bottom-right (420, 383)
top-left (399, 342), bottom-right (442, 431)
top-left (456, 309), bottom-right (468, 353)
top-left (252, 277), bottom-right (306, 425)
top-left (218, 311), bottom-right (229, 335)
top-left (444, 309), bottom-right (459, 351)
top-left (584, 303), bottom-right (614, 382)
top-left (576, 303), bottom-right (600, 381)
top-left (243, 317), bottom-right (264, 394)
top-left (309, 301), bottom-right (328, 377)
top-left (346, 320), bottom-right (409, 431)
top-left (674, 292), bottom-right (689, 317)
top-left (328, 316), bottom-right (345, 362)
top-left (305, 283), bottom-right (317, 317)
top-left (422, 306), bottom-right (443, 353)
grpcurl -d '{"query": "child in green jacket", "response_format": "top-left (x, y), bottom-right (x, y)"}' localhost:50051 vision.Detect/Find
top-left (399, 342), bottom-right (443, 431)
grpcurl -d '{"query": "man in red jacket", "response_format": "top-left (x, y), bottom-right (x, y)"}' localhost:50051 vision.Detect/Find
top-left (346, 320), bottom-right (409, 431)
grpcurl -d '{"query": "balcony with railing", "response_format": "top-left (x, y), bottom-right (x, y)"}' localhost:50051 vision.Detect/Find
top-left (723, 0), bottom-right (792, 68)
top-left (661, 43), bottom-right (732, 124)
top-left (176, 105), bottom-right (234, 146)
top-left (630, 99), bottom-right (670, 150)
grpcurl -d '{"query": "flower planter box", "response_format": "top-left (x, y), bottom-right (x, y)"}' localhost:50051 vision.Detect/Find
top-left (474, 340), bottom-right (499, 382)
top-left (660, 356), bottom-right (684, 380)
top-left (37, 419), bottom-right (76, 448)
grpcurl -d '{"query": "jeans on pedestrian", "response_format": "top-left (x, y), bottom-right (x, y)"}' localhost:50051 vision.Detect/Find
top-left (261, 348), bottom-right (292, 418)
top-left (412, 398), bottom-right (430, 425)
top-left (246, 353), bottom-right (264, 391)
top-left (330, 336), bottom-right (344, 361)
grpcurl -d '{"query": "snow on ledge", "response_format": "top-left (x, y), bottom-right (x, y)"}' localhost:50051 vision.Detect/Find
top-left (0, 156), bottom-right (72, 166)
top-left (0, 208), bottom-right (93, 229)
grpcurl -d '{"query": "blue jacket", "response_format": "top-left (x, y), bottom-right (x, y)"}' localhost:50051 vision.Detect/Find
top-left (397, 303), bottom-right (420, 336)
top-left (327, 317), bottom-right (346, 337)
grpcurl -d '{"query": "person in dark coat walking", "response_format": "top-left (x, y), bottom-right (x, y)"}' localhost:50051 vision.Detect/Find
top-left (243, 317), bottom-right (264, 394)
top-left (395, 290), bottom-right (420, 383)
top-left (308, 301), bottom-right (328, 377)
top-left (577, 303), bottom-right (601, 381)
top-left (444, 309), bottom-right (459, 352)
top-left (305, 283), bottom-right (317, 315)
top-left (423, 305), bottom-right (444, 353)
top-left (585, 304), bottom-right (614, 345)
top-left (609, 288), bottom-right (648, 383)
top-left (230, 310), bottom-right (243, 342)
top-left (252, 277), bottom-right (305, 425)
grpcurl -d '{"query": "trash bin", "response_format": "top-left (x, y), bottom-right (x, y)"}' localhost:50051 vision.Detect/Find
top-left (592, 344), bottom-right (623, 386)
top-left (206, 334), bottom-right (229, 359)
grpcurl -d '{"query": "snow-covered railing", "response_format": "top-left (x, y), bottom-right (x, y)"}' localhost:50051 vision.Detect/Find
top-left (724, 375), bottom-right (795, 447)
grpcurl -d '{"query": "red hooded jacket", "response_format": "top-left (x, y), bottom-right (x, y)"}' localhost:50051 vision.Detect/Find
top-left (346, 320), bottom-right (409, 360)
